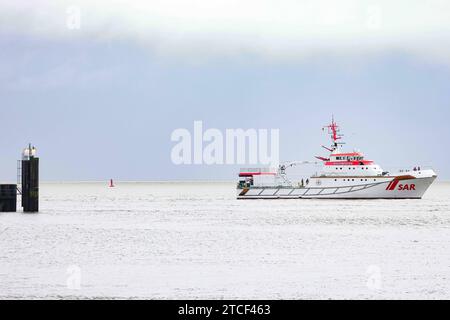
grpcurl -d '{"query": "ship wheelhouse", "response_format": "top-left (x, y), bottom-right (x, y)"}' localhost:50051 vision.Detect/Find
top-left (316, 119), bottom-right (384, 177)
top-left (320, 152), bottom-right (383, 177)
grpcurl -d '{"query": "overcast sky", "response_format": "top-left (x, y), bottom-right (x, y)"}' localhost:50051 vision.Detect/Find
top-left (1, 1), bottom-right (450, 181)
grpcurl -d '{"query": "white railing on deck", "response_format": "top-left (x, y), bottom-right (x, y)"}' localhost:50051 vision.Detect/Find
top-left (239, 167), bottom-right (276, 173)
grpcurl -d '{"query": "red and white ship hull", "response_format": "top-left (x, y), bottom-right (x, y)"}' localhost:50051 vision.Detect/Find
top-left (236, 118), bottom-right (437, 200)
top-left (237, 171), bottom-right (437, 199)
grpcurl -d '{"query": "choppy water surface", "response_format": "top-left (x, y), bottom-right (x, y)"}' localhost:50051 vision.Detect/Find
top-left (0, 182), bottom-right (449, 299)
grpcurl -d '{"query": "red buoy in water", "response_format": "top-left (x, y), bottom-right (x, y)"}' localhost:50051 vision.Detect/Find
top-left (109, 179), bottom-right (115, 188)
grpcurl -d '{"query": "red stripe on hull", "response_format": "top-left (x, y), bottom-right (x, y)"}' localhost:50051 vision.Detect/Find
top-left (386, 181), bottom-right (393, 190)
top-left (325, 161), bottom-right (374, 166)
top-left (389, 180), bottom-right (400, 191)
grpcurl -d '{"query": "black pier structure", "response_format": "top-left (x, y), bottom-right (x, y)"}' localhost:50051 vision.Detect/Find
top-left (0, 144), bottom-right (39, 213)
top-left (0, 184), bottom-right (17, 212)
top-left (20, 144), bottom-right (39, 213)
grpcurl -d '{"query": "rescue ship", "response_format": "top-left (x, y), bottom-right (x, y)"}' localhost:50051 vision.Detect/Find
top-left (237, 118), bottom-right (437, 199)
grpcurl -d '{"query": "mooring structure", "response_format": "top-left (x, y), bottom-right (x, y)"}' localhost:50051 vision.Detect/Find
top-left (20, 144), bottom-right (39, 212)
top-left (0, 144), bottom-right (39, 213)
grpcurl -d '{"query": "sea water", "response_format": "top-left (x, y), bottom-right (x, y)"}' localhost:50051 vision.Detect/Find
top-left (0, 182), bottom-right (449, 299)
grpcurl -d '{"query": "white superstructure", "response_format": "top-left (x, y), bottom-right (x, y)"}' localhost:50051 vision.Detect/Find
top-left (237, 118), bottom-right (437, 199)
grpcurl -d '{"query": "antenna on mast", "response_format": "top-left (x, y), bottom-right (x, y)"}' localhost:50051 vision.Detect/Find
top-left (322, 115), bottom-right (346, 153)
